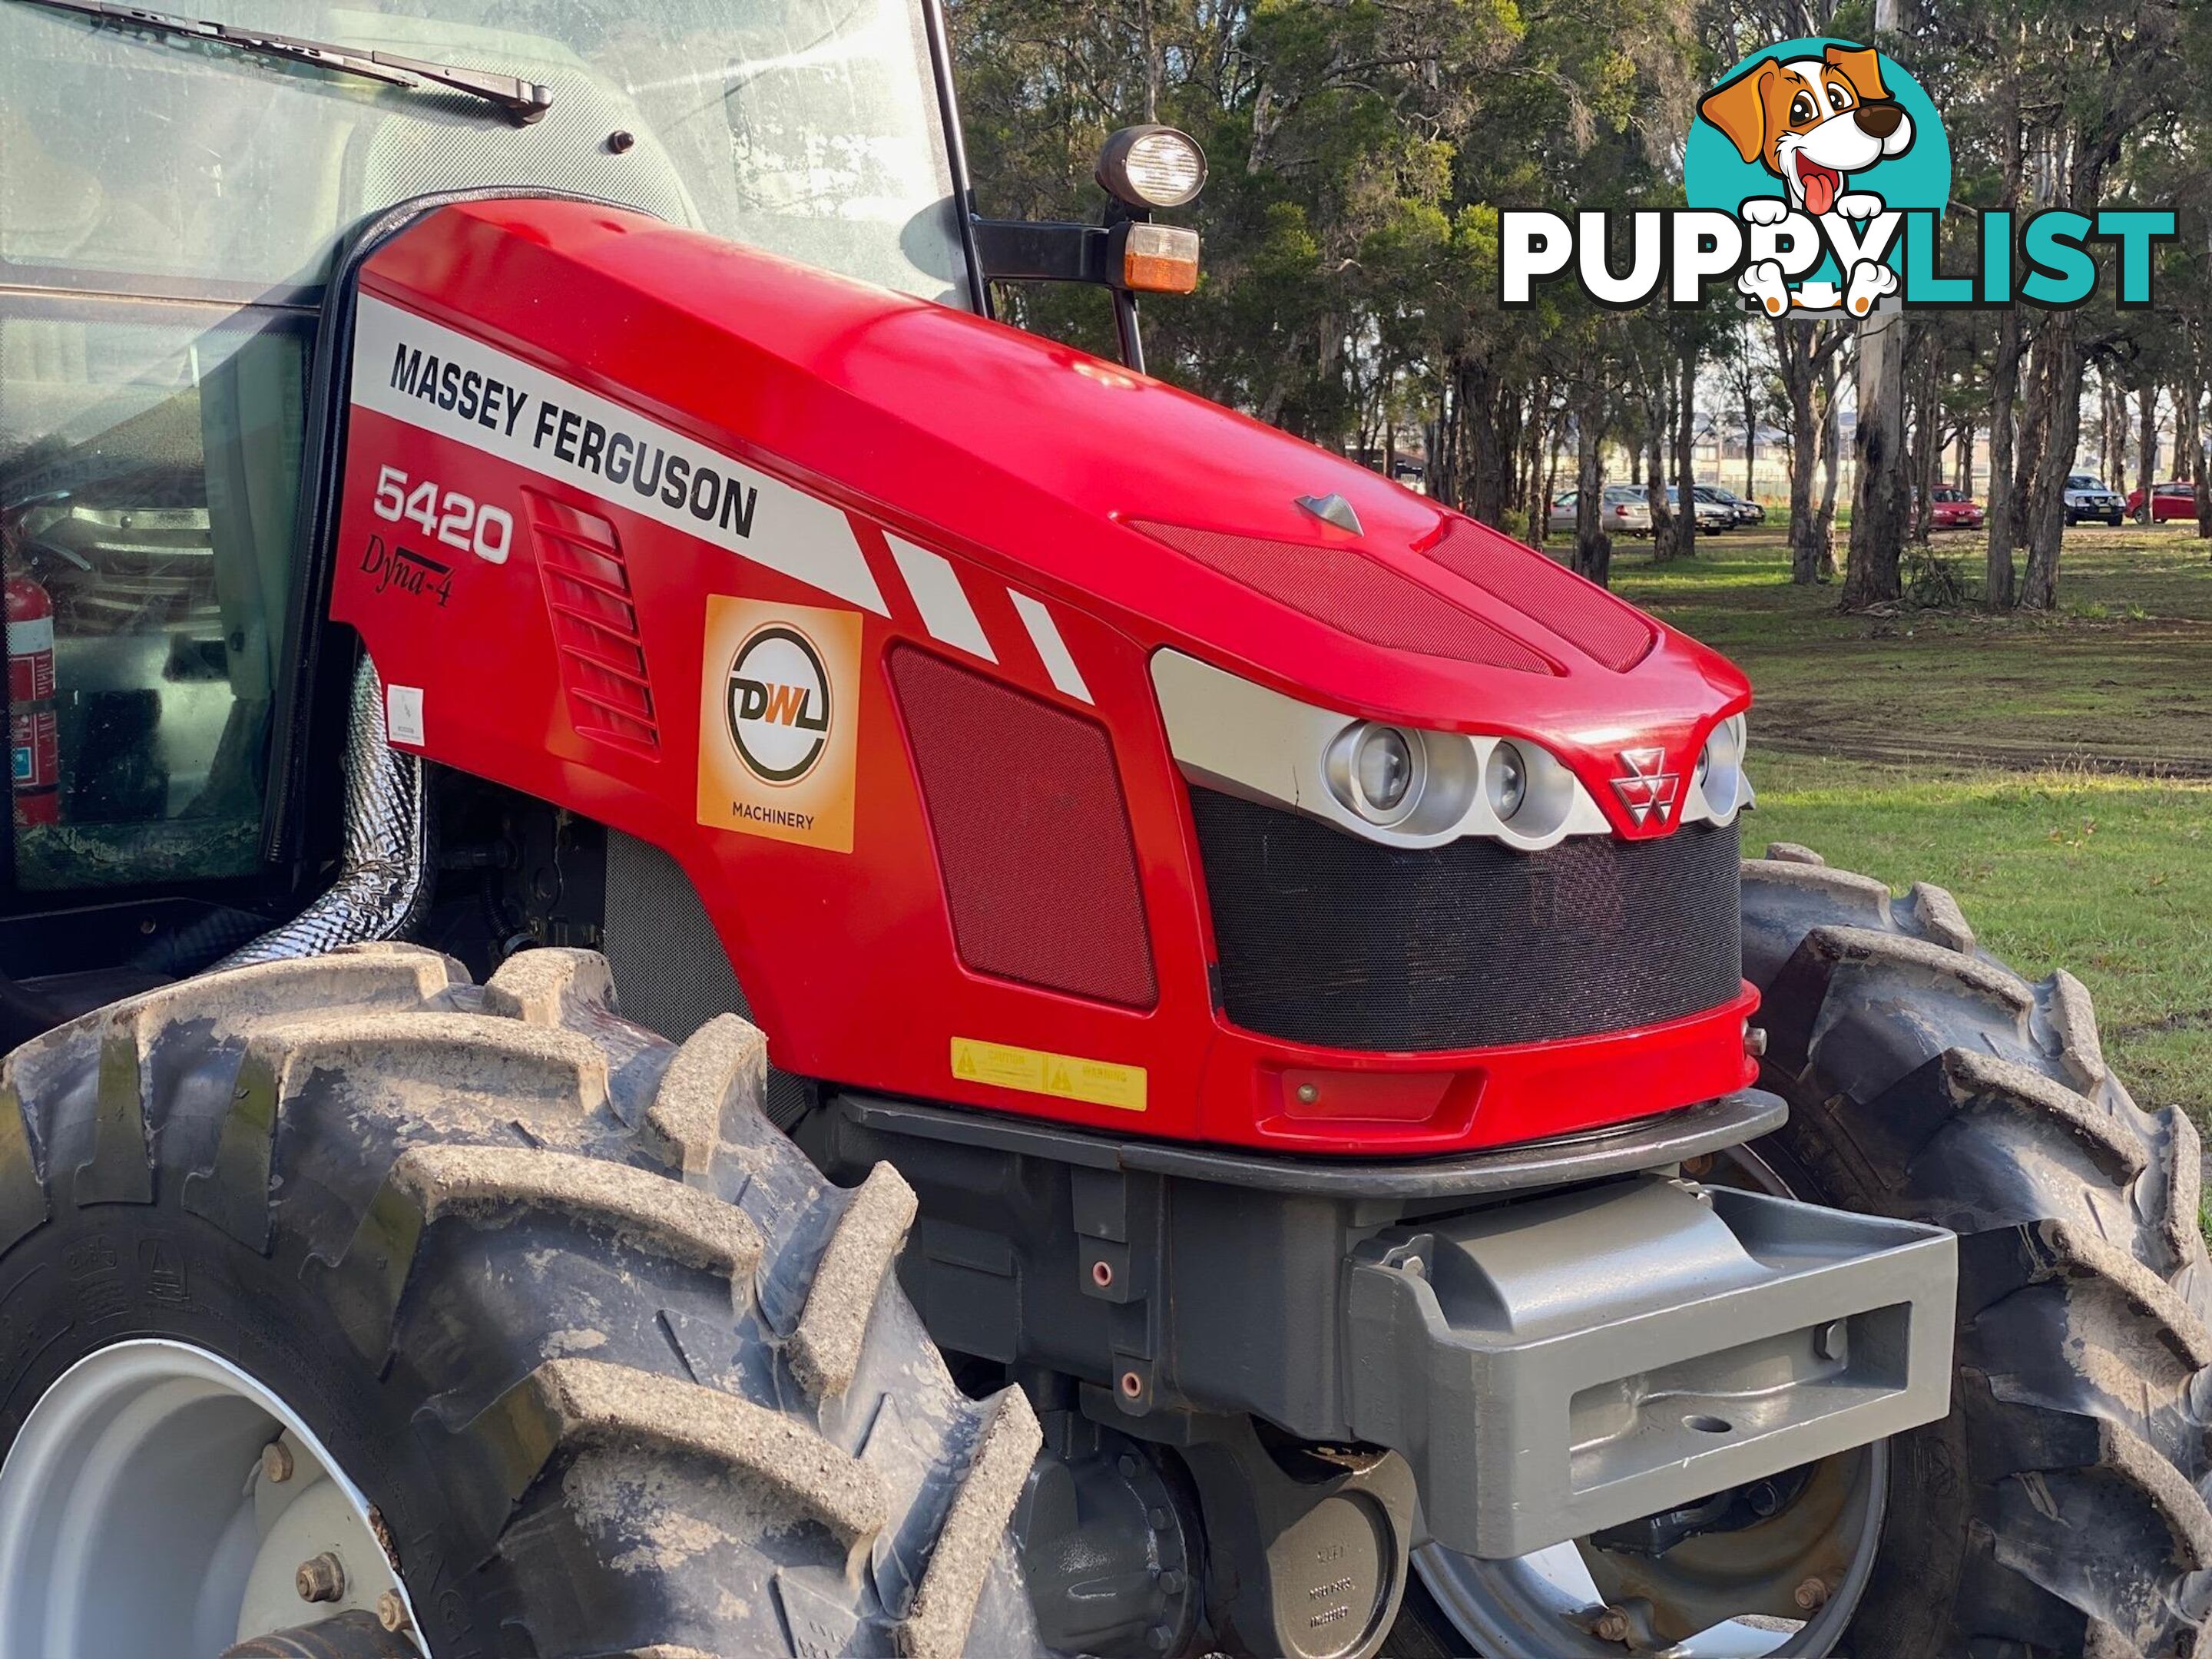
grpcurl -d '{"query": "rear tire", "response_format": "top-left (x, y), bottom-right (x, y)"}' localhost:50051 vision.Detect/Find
top-left (0, 944), bottom-right (1045, 1658)
top-left (1741, 846), bottom-right (2210, 1657)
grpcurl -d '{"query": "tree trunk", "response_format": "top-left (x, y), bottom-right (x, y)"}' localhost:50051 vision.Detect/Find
top-left (1776, 323), bottom-right (1823, 583)
top-left (1816, 353), bottom-right (1843, 582)
top-left (1539, 428), bottom-right (1565, 551)
top-left (1672, 351), bottom-right (1697, 561)
top-left (2139, 387), bottom-right (2160, 516)
top-left (1984, 84), bottom-right (2025, 608)
top-left (1906, 332), bottom-right (1937, 544)
top-left (1572, 392), bottom-right (1611, 585)
top-left (1743, 385), bottom-right (1757, 500)
top-left (1844, 319), bottom-right (1909, 610)
top-left (2020, 315), bottom-right (2084, 609)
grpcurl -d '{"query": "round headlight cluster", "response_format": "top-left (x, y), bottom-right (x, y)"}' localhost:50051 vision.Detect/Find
top-left (1328, 721), bottom-right (1427, 826)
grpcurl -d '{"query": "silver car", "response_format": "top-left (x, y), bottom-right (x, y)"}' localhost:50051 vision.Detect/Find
top-left (2064, 473), bottom-right (2126, 526)
top-left (1548, 485), bottom-right (1652, 537)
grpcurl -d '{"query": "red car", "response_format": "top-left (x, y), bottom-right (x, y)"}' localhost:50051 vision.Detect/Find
top-left (1929, 485), bottom-right (1985, 528)
top-left (2128, 480), bottom-right (2200, 522)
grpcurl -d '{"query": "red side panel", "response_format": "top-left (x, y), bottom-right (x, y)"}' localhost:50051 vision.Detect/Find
top-left (328, 198), bottom-right (1758, 1155)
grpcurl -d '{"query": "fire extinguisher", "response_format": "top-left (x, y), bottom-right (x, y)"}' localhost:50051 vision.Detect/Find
top-left (8, 573), bottom-right (58, 828)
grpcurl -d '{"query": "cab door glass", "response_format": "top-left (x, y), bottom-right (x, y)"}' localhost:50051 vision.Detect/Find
top-left (1, 301), bottom-right (308, 892)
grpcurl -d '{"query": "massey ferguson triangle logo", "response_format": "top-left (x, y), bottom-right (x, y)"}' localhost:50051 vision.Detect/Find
top-left (1613, 747), bottom-right (1680, 827)
top-left (726, 623), bottom-right (832, 785)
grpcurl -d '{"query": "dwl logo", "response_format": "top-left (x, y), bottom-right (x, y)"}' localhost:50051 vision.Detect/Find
top-left (725, 623), bottom-right (833, 785)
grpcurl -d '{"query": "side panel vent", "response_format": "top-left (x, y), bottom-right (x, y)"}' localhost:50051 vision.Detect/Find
top-left (889, 647), bottom-right (1157, 1008)
top-left (1130, 519), bottom-right (1555, 674)
top-left (1425, 517), bottom-right (1657, 672)
top-left (526, 489), bottom-right (660, 752)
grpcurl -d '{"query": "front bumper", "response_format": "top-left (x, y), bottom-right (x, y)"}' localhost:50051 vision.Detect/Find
top-left (1343, 1173), bottom-right (1955, 1558)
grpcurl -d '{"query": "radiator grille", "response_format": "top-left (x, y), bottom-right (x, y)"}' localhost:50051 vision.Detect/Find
top-left (1190, 789), bottom-right (1741, 1051)
top-left (890, 647), bottom-right (1157, 1008)
top-left (1425, 517), bottom-right (1657, 672)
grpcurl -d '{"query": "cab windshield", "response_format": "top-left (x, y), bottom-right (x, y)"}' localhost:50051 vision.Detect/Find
top-left (0, 0), bottom-right (969, 301)
top-left (0, 0), bottom-right (965, 902)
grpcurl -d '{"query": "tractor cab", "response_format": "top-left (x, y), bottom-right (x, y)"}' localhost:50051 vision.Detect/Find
top-left (0, 0), bottom-right (970, 1009)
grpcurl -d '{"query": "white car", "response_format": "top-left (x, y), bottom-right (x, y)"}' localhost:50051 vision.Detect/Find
top-left (2064, 473), bottom-right (2126, 525)
top-left (1549, 485), bottom-right (1652, 537)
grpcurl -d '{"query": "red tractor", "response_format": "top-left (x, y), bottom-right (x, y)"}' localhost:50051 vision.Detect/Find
top-left (0, 5), bottom-right (2202, 1657)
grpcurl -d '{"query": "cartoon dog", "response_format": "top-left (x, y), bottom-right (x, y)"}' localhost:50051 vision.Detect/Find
top-left (1699, 44), bottom-right (1914, 316)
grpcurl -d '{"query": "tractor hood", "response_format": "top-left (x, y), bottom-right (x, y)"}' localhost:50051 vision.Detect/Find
top-left (359, 200), bottom-right (1748, 837)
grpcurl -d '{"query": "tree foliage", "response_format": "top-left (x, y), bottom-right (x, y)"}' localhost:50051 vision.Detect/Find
top-left (952, 0), bottom-right (2212, 604)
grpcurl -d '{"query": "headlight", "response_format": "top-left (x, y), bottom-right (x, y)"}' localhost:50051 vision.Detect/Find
top-left (1695, 714), bottom-right (1748, 822)
top-left (1486, 742), bottom-right (1528, 820)
top-left (1328, 721), bottom-right (1426, 826)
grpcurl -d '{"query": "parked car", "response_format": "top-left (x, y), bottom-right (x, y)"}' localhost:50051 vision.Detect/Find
top-left (1666, 486), bottom-right (1734, 532)
top-left (1928, 485), bottom-right (1985, 530)
top-left (2127, 480), bottom-right (2200, 522)
top-left (1548, 485), bottom-right (1652, 537)
top-left (2064, 472), bottom-right (2126, 525)
top-left (1697, 484), bottom-right (1765, 525)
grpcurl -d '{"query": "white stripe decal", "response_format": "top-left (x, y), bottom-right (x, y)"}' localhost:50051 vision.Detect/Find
top-left (1008, 591), bottom-right (1091, 704)
top-left (350, 296), bottom-right (887, 615)
top-left (884, 534), bottom-right (995, 661)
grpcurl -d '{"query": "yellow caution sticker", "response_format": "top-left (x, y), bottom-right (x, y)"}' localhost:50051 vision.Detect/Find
top-left (951, 1036), bottom-right (1147, 1113)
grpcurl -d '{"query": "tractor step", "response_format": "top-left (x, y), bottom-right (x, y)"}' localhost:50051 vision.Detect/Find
top-left (1346, 1174), bottom-right (1955, 1558)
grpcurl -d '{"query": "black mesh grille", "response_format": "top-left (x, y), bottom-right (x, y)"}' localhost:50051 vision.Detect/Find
top-left (1190, 790), bottom-right (1742, 1051)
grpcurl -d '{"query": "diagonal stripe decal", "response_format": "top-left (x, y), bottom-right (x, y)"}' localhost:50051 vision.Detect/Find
top-left (1008, 591), bottom-right (1091, 704)
top-left (883, 535), bottom-right (996, 662)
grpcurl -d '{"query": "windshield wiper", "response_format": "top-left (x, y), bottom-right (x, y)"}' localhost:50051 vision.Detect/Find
top-left (8, 0), bottom-right (552, 124)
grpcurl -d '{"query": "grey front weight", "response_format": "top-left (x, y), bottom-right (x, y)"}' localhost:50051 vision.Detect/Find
top-left (1345, 1174), bottom-right (1956, 1559)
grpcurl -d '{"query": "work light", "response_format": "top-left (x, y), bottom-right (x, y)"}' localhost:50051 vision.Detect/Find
top-left (1096, 125), bottom-right (1208, 210)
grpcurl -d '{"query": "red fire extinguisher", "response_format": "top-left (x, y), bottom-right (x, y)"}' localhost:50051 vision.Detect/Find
top-left (8, 573), bottom-right (58, 828)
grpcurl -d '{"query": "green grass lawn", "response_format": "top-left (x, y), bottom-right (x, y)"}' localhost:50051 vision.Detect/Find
top-left (1575, 522), bottom-right (2212, 1124)
top-left (1610, 524), bottom-right (2212, 774)
top-left (1743, 755), bottom-right (2212, 1125)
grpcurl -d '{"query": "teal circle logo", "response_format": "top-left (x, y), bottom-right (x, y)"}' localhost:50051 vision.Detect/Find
top-left (1687, 39), bottom-right (1949, 305)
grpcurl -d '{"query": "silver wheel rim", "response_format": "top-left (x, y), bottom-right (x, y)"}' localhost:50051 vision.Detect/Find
top-left (1412, 1145), bottom-right (1890, 1657)
top-left (0, 1339), bottom-right (426, 1658)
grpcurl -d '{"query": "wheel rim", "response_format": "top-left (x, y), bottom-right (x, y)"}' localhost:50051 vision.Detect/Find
top-left (1412, 1146), bottom-right (1890, 1657)
top-left (0, 1339), bottom-right (424, 1658)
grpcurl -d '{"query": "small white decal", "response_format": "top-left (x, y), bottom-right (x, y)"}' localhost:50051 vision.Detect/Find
top-left (386, 684), bottom-right (426, 747)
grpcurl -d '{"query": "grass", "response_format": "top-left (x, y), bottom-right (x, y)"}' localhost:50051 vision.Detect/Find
top-left (1606, 525), bottom-right (2212, 775)
top-left (1571, 521), bottom-right (2212, 1123)
top-left (1743, 754), bottom-right (2212, 1124)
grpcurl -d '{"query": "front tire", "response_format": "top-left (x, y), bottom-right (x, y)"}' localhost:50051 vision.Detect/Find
top-left (0, 945), bottom-right (1045, 1659)
top-left (1741, 847), bottom-right (2210, 1657)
